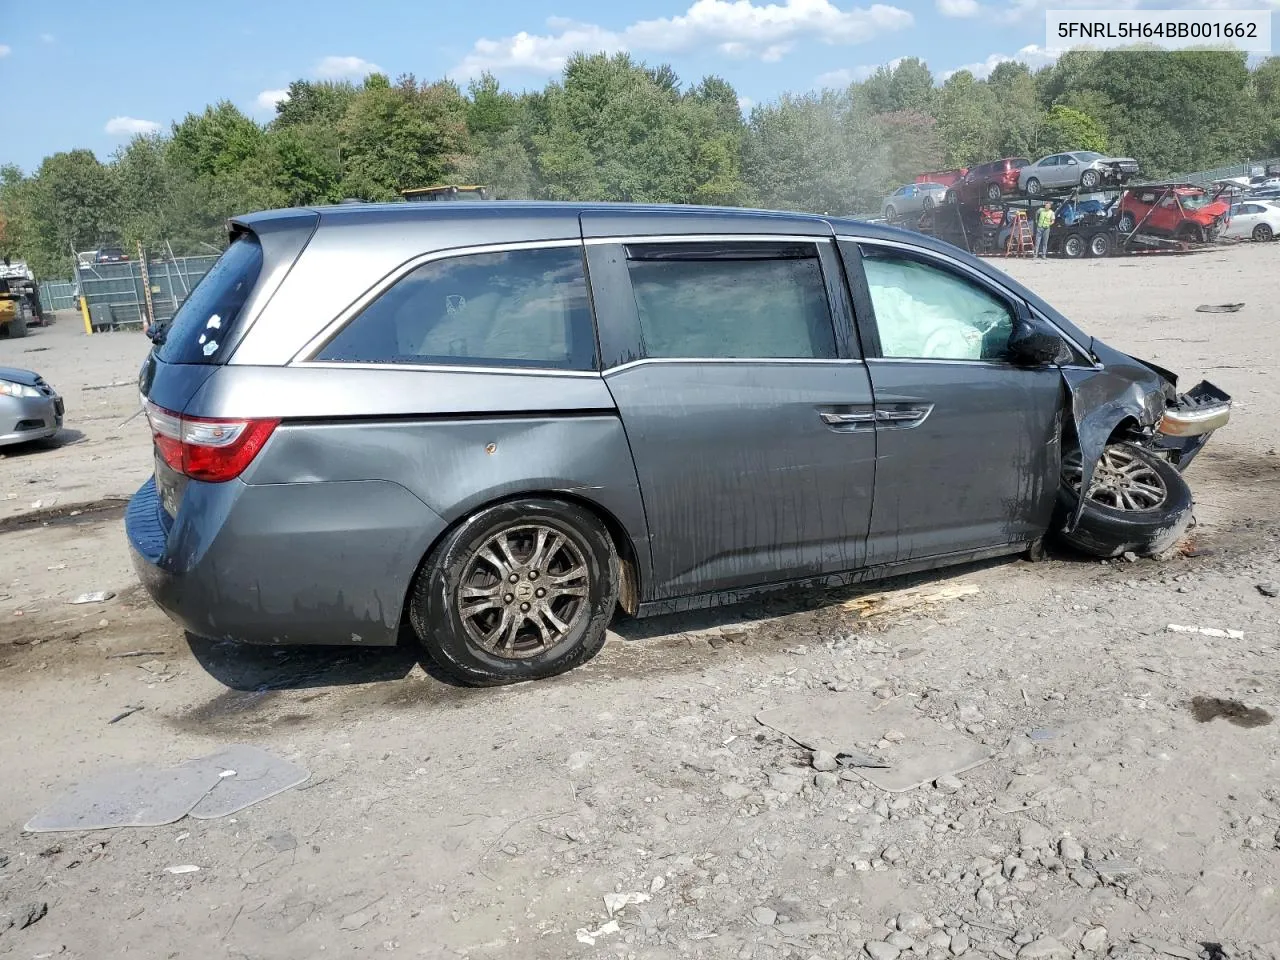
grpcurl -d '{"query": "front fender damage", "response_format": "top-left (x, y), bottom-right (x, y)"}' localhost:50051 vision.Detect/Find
top-left (1060, 366), bottom-right (1166, 533)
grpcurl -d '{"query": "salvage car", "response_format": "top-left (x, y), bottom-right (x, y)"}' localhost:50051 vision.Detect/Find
top-left (946, 158), bottom-right (1030, 206)
top-left (881, 182), bottom-right (947, 222)
top-left (0, 366), bottom-right (64, 446)
top-left (1018, 151), bottom-right (1139, 197)
top-left (1223, 199), bottom-right (1280, 242)
top-left (1116, 184), bottom-right (1230, 242)
top-left (127, 202), bottom-right (1231, 685)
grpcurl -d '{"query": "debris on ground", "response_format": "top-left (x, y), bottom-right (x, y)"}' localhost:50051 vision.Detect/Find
top-left (68, 591), bottom-right (115, 605)
top-left (842, 583), bottom-right (980, 618)
top-left (24, 744), bottom-right (310, 832)
top-left (756, 692), bottom-right (991, 791)
top-left (1165, 623), bottom-right (1244, 639)
top-left (1195, 302), bottom-right (1245, 313)
top-left (1256, 581), bottom-right (1279, 597)
top-left (107, 705), bottom-right (144, 724)
top-left (165, 864), bottom-right (200, 875)
top-left (575, 920), bottom-right (620, 945)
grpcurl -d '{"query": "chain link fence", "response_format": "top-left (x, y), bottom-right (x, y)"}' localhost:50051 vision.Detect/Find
top-left (39, 253), bottom-right (220, 331)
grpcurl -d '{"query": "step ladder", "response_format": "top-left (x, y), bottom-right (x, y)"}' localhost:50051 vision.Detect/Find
top-left (1007, 212), bottom-right (1034, 257)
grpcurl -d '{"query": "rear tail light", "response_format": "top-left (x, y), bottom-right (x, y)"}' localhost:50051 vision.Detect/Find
top-left (146, 401), bottom-right (279, 482)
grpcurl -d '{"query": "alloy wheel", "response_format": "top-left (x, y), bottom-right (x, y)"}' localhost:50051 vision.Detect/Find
top-left (456, 523), bottom-right (591, 659)
top-left (1063, 446), bottom-right (1169, 511)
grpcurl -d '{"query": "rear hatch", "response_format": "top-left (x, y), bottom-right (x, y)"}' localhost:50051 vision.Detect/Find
top-left (140, 215), bottom-right (315, 519)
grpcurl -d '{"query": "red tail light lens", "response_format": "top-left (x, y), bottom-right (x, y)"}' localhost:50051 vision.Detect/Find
top-left (146, 402), bottom-right (279, 482)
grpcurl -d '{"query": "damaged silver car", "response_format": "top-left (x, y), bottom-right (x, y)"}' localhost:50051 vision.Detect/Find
top-left (126, 202), bottom-right (1230, 685)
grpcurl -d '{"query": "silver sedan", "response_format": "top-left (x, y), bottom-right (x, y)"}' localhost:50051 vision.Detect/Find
top-left (1019, 152), bottom-right (1140, 197)
top-left (881, 182), bottom-right (948, 221)
top-left (0, 367), bottom-right (63, 446)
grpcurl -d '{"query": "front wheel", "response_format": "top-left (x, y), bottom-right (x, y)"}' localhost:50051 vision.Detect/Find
top-left (985, 182), bottom-right (1002, 201)
top-left (1056, 443), bottom-right (1193, 558)
top-left (885, 204), bottom-right (897, 222)
top-left (922, 195), bottom-right (935, 212)
top-left (1080, 169), bottom-right (1101, 189)
top-left (1024, 177), bottom-right (1041, 198)
top-left (1063, 233), bottom-right (1085, 258)
top-left (1117, 212), bottom-right (1137, 233)
top-left (410, 499), bottom-right (619, 686)
top-left (1253, 223), bottom-right (1274, 242)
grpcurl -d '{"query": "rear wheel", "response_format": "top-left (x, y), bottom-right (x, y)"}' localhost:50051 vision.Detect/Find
top-left (885, 204), bottom-right (897, 222)
top-left (410, 498), bottom-right (619, 686)
top-left (1024, 177), bottom-right (1042, 198)
top-left (985, 182), bottom-right (1002, 201)
top-left (1063, 233), bottom-right (1085, 258)
top-left (1056, 443), bottom-right (1193, 558)
top-left (1089, 232), bottom-right (1112, 258)
top-left (922, 195), bottom-right (935, 212)
top-left (1080, 169), bottom-right (1101, 190)
top-left (1253, 223), bottom-right (1274, 242)
top-left (1117, 211), bottom-right (1137, 233)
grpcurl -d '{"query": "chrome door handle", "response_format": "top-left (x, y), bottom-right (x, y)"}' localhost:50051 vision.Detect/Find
top-left (875, 409), bottom-right (926, 422)
top-left (820, 411), bottom-right (877, 425)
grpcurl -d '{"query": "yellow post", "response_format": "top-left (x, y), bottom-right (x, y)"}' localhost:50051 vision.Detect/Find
top-left (80, 293), bottom-right (92, 336)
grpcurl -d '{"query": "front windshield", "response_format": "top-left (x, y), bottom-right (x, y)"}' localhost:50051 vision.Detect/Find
top-left (1179, 191), bottom-right (1212, 210)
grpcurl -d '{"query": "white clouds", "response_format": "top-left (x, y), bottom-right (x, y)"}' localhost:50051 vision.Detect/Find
top-left (815, 57), bottom-right (903, 88)
top-left (104, 116), bottom-right (162, 136)
top-left (451, 0), bottom-right (914, 78)
top-left (256, 88), bottom-right (291, 111)
top-left (941, 44), bottom-right (1058, 80)
top-left (0, 44), bottom-right (10, 58)
top-left (314, 55), bottom-right (383, 79)
top-left (737, 95), bottom-right (755, 111)
top-left (937, 0), bottom-right (980, 16)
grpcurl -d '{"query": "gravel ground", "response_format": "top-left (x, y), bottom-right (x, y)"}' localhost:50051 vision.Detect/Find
top-left (0, 243), bottom-right (1277, 959)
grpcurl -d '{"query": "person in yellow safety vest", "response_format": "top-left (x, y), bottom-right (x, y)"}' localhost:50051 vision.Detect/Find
top-left (1034, 201), bottom-right (1056, 259)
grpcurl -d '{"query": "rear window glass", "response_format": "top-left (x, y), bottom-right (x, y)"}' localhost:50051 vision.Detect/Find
top-left (315, 246), bottom-right (597, 370)
top-left (156, 235), bottom-right (263, 364)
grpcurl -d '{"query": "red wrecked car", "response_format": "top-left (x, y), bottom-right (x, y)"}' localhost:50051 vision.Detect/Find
top-left (1116, 184), bottom-right (1230, 242)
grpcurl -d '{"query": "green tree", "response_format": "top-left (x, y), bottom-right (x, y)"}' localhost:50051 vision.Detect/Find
top-left (935, 71), bottom-right (1000, 167)
top-left (1039, 105), bottom-right (1108, 153)
top-left (169, 101), bottom-right (266, 179)
top-left (273, 80), bottom-right (357, 128)
top-left (338, 75), bottom-right (470, 200)
top-left (26, 150), bottom-right (120, 276)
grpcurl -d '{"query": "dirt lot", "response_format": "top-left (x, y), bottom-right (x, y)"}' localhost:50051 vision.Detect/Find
top-left (1, 245), bottom-right (1278, 960)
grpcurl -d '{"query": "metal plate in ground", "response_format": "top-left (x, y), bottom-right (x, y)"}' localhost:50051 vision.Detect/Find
top-left (757, 693), bottom-right (991, 792)
top-left (24, 764), bottom-right (224, 833)
top-left (185, 744), bottom-right (310, 819)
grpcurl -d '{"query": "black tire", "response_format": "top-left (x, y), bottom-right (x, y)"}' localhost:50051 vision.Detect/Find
top-left (8, 316), bottom-right (27, 338)
top-left (922, 195), bottom-right (935, 212)
top-left (1025, 177), bottom-right (1041, 198)
top-left (1117, 212), bottom-right (1137, 233)
top-left (985, 182), bottom-right (1002, 201)
top-left (1089, 232), bottom-right (1112, 258)
top-left (1056, 443), bottom-right (1193, 559)
top-left (1080, 169), bottom-right (1101, 190)
top-left (410, 498), bottom-right (619, 686)
top-left (1063, 233), bottom-right (1085, 258)
top-left (1175, 223), bottom-right (1204, 244)
top-left (885, 204), bottom-right (897, 222)
top-left (1253, 223), bottom-right (1274, 242)
top-left (944, 189), bottom-right (956, 205)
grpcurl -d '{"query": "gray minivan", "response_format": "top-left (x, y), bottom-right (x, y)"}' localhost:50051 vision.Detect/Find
top-left (127, 202), bottom-right (1230, 685)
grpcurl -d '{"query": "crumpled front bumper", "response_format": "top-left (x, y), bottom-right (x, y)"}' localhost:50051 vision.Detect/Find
top-left (1149, 380), bottom-right (1231, 470)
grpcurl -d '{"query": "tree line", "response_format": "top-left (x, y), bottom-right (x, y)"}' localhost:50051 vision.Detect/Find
top-left (3, 49), bottom-right (1279, 279)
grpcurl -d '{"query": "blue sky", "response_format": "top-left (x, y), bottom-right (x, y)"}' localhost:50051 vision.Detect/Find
top-left (1, 0), bottom-right (1274, 173)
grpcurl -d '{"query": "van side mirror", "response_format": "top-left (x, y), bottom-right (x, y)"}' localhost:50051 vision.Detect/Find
top-left (1008, 317), bottom-right (1067, 366)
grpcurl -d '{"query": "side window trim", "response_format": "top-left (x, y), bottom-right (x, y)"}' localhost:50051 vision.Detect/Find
top-left (292, 239), bottom-right (588, 365)
top-left (593, 236), bottom-right (856, 368)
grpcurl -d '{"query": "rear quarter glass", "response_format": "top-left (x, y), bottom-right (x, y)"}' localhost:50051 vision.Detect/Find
top-left (156, 236), bottom-right (263, 365)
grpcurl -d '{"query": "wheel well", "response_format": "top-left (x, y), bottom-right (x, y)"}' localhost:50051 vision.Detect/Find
top-left (400, 491), bottom-right (644, 634)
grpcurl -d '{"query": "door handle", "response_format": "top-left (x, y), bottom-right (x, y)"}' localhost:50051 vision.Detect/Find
top-left (820, 411), bottom-right (877, 425)
top-left (874, 403), bottom-right (935, 429)
top-left (875, 409), bottom-right (926, 422)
